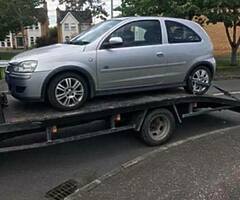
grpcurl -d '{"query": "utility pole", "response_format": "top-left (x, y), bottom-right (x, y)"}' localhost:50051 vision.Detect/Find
top-left (110, 0), bottom-right (114, 18)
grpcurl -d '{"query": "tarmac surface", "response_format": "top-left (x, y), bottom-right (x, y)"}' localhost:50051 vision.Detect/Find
top-left (72, 126), bottom-right (240, 200)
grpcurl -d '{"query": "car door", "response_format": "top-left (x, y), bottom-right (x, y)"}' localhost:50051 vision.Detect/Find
top-left (96, 20), bottom-right (168, 90)
top-left (162, 20), bottom-right (203, 83)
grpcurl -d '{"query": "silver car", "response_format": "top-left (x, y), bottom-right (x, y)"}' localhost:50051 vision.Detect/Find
top-left (5, 17), bottom-right (216, 110)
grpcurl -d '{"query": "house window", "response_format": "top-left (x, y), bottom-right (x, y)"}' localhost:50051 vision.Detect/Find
top-left (6, 37), bottom-right (11, 47)
top-left (16, 37), bottom-right (24, 47)
top-left (30, 37), bottom-right (34, 46)
top-left (71, 23), bottom-right (77, 31)
top-left (64, 23), bottom-right (70, 31)
top-left (35, 25), bottom-right (39, 30)
top-left (1, 42), bottom-right (5, 47)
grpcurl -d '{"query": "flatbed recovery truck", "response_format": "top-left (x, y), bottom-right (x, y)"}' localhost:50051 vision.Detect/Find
top-left (0, 84), bottom-right (240, 153)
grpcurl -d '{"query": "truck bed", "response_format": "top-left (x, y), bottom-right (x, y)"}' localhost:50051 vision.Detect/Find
top-left (3, 88), bottom-right (240, 125)
top-left (4, 89), bottom-right (190, 123)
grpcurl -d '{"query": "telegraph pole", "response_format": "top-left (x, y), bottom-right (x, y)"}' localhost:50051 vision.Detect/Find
top-left (110, 0), bottom-right (114, 18)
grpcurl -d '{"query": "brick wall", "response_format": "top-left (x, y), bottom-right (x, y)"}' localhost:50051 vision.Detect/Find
top-left (204, 23), bottom-right (239, 56)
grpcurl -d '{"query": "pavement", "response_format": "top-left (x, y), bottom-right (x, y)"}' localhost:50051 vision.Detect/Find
top-left (0, 79), bottom-right (240, 200)
top-left (70, 125), bottom-right (240, 200)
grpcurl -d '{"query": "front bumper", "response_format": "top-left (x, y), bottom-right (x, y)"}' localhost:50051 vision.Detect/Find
top-left (5, 70), bottom-right (50, 101)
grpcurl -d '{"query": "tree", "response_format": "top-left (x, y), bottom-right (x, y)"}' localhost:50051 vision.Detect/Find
top-left (59, 0), bottom-right (108, 20)
top-left (36, 27), bottom-right (58, 47)
top-left (0, 0), bottom-right (44, 48)
top-left (202, 0), bottom-right (240, 66)
top-left (118, 0), bottom-right (201, 19)
top-left (0, 0), bottom-right (19, 41)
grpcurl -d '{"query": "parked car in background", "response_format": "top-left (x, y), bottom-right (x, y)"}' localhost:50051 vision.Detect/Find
top-left (5, 17), bottom-right (216, 111)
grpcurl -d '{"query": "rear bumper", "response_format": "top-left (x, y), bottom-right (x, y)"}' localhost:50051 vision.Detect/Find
top-left (5, 71), bottom-right (49, 101)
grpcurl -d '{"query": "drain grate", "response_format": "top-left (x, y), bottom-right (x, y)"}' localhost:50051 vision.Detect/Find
top-left (45, 179), bottom-right (79, 200)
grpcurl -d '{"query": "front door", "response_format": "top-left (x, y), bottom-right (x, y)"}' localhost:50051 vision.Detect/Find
top-left (96, 20), bottom-right (168, 90)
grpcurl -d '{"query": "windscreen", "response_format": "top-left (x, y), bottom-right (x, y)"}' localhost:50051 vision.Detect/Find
top-left (70, 20), bottom-right (122, 45)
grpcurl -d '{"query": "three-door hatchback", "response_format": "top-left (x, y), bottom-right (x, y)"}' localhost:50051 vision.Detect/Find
top-left (5, 17), bottom-right (216, 110)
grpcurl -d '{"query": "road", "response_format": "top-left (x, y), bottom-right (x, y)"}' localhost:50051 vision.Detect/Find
top-left (75, 126), bottom-right (240, 200)
top-left (0, 79), bottom-right (240, 200)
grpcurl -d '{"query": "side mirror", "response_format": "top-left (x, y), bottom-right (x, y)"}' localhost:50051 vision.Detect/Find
top-left (109, 37), bottom-right (123, 45)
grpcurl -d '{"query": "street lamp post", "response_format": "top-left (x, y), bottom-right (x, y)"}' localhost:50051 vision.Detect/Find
top-left (110, 0), bottom-right (113, 18)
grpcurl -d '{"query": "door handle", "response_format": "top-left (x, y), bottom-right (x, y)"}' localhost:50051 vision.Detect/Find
top-left (156, 52), bottom-right (164, 57)
top-left (103, 66), bottom-right (110, 69)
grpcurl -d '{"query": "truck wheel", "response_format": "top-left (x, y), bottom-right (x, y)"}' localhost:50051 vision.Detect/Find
top-left (140, 109), bottom-right (175, 146)
top-left (185, 66), bottom-right (212, 95)
top-left (48, 72), bottom-right (88, 111)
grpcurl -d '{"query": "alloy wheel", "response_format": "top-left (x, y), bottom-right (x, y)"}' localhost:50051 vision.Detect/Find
top-left (55, 77), bottom-right (84, 108)
top-left (191, 69), bottom-right (210, 93)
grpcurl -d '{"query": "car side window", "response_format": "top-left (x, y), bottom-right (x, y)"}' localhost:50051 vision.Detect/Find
top-left (102, 20), bottom-right (162, 49)
top-left (165, 20), bottom-right (202, 44)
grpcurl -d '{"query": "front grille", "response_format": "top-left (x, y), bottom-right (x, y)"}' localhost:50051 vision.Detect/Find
top-left (6, 62), bottom-right (19, 73)
top-left (6, 63), bottom-right (14, 73)
top-left (45, 179), bottom-right (79, 200)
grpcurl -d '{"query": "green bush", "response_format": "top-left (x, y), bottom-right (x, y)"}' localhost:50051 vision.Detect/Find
top-left (0, 68), bottom-right (4, 80)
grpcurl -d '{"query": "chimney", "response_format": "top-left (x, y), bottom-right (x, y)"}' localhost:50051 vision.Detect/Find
top-left (56, 7), bottom-right (61, 25)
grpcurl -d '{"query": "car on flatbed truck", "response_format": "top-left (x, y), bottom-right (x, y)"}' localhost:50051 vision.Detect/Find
top-left (5, 17), bottom-right (216, 111)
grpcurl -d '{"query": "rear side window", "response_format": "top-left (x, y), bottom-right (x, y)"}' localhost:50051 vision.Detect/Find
top-left (165, 20), bottom-right (202, 44)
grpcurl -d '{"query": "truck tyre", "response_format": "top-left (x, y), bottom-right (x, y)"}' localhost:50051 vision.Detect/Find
top-left (140, 109), bottom-right (175, 146)
top-left (48, 72), bottom-right (89, 111)
top-left (185, 66), bottom-right (212, 95)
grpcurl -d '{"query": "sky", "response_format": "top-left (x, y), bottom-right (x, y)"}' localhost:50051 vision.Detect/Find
top-left (47, 0), bottom-right (122, 27)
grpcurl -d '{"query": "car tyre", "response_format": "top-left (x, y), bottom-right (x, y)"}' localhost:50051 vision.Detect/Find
top-left (185, 66), bottom-right (212, 95)
top-left (140, 109), bottom-right (175, 146)
top-left (48, 72), bottom-right (89, 111)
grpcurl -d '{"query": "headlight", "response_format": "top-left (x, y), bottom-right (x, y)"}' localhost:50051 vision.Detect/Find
top-left (13, 61), bottom-right (38, 73)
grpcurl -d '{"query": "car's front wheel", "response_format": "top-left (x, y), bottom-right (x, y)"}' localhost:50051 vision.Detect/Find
top-left (185, 66), bottom-right (212, 95)
top-left (47, 72), bottom-right (88, 111)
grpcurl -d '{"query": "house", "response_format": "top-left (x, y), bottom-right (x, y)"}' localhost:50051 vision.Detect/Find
top-left (56, 8), bottom-right (92, 43)
top-left (0, 2), bottom-right (49, 49)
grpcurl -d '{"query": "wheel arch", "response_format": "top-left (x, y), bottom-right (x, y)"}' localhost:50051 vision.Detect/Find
top-left (41, 66), bottom-right (96, 100)
top-left (184, 61), bottom-right (215, 83)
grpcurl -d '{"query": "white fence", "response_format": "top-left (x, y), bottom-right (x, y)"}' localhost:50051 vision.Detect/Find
top-left (0, 60), bottom-right (9, 68)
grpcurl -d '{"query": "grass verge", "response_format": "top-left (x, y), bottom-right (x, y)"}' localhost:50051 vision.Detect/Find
top-left (215, 53), bottom-right (240, 79)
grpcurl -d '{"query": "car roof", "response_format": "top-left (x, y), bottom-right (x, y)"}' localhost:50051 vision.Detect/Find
top-left (113, 16), bottom-right (186, 21)
top-left (111, 16), bottom-right (192, 22)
